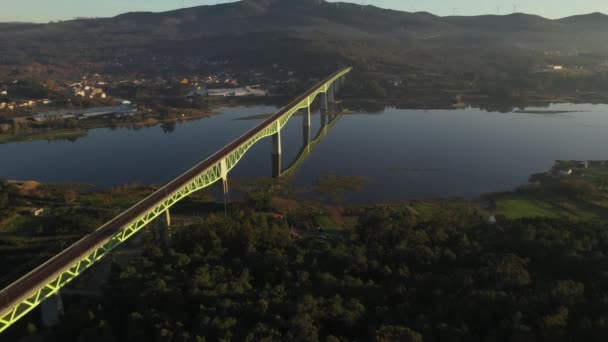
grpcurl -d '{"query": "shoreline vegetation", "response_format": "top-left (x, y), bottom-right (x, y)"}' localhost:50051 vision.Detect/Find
top-left (513, 110), bottom-right (587, 114)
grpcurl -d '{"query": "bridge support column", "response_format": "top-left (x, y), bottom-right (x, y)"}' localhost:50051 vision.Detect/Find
top-left (271, 130), bottom-right (282, 178)
top-left (302, 106), bottom-right (311, 128)
top-left (328, 84), bottom-right (335, 104)
top-left (320, 92), bottom-right (328, 114)
top-left (303, 123), bottom-right (311, 147)
top-left (41, 291), bottom-right (64, 328)
top-left (222, 178), bottom-right (230, 207)
top-left (219, 159), bottom-right (230, 214)
top-left (321, 108), bottom-right (328, 127)
top-left (155, 209), bottom-right (172, 247)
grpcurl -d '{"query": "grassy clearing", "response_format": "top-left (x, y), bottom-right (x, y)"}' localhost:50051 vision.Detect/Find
top-left (488, 161), bottom-right (608, 220)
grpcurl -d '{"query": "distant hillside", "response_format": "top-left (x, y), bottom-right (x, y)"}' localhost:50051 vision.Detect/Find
top-left (0, 0), bottom-right (607, 78)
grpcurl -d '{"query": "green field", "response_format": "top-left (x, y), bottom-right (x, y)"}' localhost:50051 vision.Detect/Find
top-left (488, 161), bottom-right (608, 220)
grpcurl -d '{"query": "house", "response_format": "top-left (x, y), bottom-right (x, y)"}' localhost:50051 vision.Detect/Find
top-left (180, 78), bottom-right (190, 85)
top-left (558, 169), bottom-right (573, 177)
top-left (0, 89), bottom-right (7, 96)
top-left (74, 88), bottom-right (86, 97)
top-left (488, 215), bottom-right (497, 224)
top-left (29, 208), bottom-right (45, 217)
top-left (0, 102), bottom-right (5, 110)
top-left (543, 65), bottom-right (564, 72)
top-left (578, 161), bottom-right (590, 169)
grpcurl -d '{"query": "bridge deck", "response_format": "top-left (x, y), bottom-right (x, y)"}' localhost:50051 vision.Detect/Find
top-left (0, 66), bottom-right (351, 333)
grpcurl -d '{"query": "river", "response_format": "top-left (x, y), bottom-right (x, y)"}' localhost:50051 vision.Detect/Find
top-left (0, 103), bottom-right (607, 203)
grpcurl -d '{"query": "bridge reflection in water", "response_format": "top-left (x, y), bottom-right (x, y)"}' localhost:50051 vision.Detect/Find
top-left (280, 107), bottom-right (342, 178)
top-left (0, 67), bottom-right (352, 334)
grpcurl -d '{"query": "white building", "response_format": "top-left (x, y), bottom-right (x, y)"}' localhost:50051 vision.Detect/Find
top-left (205, 87), bottom-right (267, 97)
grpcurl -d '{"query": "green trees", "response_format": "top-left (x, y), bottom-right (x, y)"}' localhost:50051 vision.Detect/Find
top-left (47, 206), bottom-right (608, 341)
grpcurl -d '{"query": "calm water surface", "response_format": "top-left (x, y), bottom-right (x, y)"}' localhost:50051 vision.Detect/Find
top-left (1, 103), bottom-right (607, 203)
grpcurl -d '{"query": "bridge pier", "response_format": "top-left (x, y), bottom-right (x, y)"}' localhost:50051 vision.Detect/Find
top-left (303, 124), bottom-right (311, 148)
top-left (321, 109), bottom-right (328, 127)
top-left (271, 130), bottom-right (282, 178)
top-left (40, 291), bottom-right (63, 328)
top-left (320, 92), bottom-right (328, 114)
top-left (222, 178), bottom-right (230, 208)
top-left (328, 84), bottom-right (335, 104)
top-left (155, 209), bottom-right (172, 247)
top-left (302, 106), bottom-right (311, 128)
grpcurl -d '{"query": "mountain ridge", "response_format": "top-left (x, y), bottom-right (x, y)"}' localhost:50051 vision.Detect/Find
top-left (0, 1), bottom-right (606, 78)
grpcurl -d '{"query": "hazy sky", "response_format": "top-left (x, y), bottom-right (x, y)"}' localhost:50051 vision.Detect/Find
top-left (0, 0), bottom-right (604, 22)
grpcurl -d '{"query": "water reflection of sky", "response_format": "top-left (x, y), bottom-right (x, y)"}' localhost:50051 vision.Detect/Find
top-left (0, 103), bottom-right (607, 202)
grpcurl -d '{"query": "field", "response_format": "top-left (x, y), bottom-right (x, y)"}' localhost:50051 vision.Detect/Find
top-left (487, 161), bottom-right (608, 220)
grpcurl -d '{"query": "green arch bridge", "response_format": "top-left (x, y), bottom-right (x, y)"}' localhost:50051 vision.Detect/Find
top-left (0, 67), bottom-right (352, 333)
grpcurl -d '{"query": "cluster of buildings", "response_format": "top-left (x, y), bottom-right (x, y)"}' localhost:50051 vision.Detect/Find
top-left (72, 85), bottom-right (107, 99)
top-left (69, 75), bottom-right (108, 99)
top-left (0, 98), bottom-right (53, 111)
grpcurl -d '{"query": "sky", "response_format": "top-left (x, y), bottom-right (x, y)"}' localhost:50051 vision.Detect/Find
top-left (0, 0), bottom-right (604, 23)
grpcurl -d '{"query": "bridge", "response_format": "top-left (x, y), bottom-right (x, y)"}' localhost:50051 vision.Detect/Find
top-left (0, 67), bottom-right (352, 333)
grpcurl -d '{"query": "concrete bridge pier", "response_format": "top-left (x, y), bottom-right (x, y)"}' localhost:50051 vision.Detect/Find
top-left (155, 209), bottom-right (172, 246)
top-left (328, 84), bottom-right (335, 104)
top-left (41, 291), bottom-right (64, 328)
top-left (222, 178), bottom-right (230, 208)
top-left (320, 92), bottom-right (328, 115)
top-left (302, 106), bottom-right (311, 128)
top-left (321, 109), bottom-right (328, 129)
top-left (218, 159), bottom-right (230, 214)
top-left (302, 106), bottom-right (311, 146)
top-left (271, 130), bottom-right (282, 178)
top-left (303, 123), bottom-right (311, 147)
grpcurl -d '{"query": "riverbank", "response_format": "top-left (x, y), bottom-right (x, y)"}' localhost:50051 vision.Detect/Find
top-left (0, 96), bottom-right (284, 144)
top-left (345, 90), bottom-right (608, 112)
top-left (0, 129), bottom-right (87, 144)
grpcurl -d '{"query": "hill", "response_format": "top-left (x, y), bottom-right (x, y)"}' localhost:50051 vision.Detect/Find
top-left (0, 0), bottom-right (607, 78)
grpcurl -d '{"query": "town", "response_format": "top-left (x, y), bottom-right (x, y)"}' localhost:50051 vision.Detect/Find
top-left (0, 63), bottom-right (311, 136)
